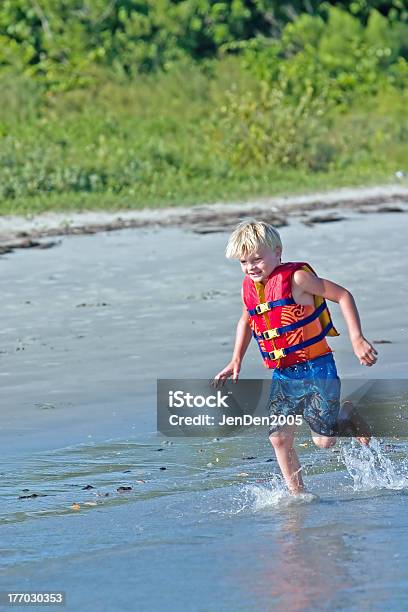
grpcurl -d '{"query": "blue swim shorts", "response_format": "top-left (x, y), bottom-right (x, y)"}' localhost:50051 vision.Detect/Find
top-left (267, 353), bottom-right (340, 437)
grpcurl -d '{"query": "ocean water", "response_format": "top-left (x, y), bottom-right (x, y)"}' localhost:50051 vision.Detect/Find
top-left (1, 209), bottom-right (408, 610)
top-left (1, 432), bottom-right (408, 611)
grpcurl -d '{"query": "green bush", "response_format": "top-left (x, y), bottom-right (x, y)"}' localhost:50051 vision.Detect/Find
top-left (0, 5), bottom-right (407, 214)
top-left (211, 80), bottom-right (334, 170)
top-left (1, 1), bottom-right (407, 90)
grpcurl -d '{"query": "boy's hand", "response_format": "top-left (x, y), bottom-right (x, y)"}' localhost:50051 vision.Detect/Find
top-left (213, 360), bottom-right (241, 387)
top-left (351, 336), bottom-right (378, 366)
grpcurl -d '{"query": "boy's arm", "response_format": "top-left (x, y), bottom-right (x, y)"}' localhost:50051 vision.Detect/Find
top-left (292, 270), bottom-right (378, 367)
top-left (214, 296), bottom-right (252, 384)
top-left (231, 305), bottom-right (253, 364)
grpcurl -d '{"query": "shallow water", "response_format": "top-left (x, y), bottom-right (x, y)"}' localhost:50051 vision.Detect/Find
top-left (1, 210), bottom-right (408, 610)
top-left (1, 431), bottom-right (408, 611)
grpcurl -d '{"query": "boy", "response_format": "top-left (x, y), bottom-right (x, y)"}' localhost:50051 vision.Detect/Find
top-left (214, 220), bottom-right (377, 495)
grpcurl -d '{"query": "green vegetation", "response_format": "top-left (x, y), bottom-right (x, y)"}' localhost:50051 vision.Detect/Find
top-left (0, 2), bottom-right (407, 215)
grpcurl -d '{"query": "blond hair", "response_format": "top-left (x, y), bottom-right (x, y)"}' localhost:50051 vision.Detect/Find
top-left (225, 219), bottom-right (282, 259)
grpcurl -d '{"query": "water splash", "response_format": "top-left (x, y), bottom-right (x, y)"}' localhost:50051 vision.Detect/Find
top-left (242, 476), bottom-right (287, 511)
top-left (234, 476), bottom-right (318, 512)
top-left (341, 438), bottom-right (408, 491)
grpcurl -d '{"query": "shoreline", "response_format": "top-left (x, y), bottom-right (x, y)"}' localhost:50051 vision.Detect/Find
top-left (1, 209), bottom-right (407, 457)
top-left (0, 183), bottom-right (407, 253)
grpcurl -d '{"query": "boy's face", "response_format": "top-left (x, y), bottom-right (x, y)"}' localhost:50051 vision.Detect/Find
top-left (239, 245), bottom-right (281, 283)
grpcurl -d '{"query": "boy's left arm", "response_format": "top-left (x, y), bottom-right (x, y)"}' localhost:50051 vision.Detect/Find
top-left (292, 270), bottom-right (378, 367)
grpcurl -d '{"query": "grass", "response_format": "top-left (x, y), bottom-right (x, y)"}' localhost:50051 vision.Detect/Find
top-left (0, 168), bottom-right (401, 217)
top-left (0, 59), bottom-right (406, 216)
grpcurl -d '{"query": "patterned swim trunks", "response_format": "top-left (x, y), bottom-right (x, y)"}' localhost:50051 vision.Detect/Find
top-left (267, 353), bottom-right (340, 437)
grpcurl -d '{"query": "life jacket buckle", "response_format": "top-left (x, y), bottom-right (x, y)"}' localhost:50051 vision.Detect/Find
top-left (268, 348), bottom-right (286, 360)
top-left (263, 328), bottom-right (279, 340)
top-left (255, 302), bottom-right (269, 315)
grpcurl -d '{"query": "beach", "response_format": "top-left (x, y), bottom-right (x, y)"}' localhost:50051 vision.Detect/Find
top-left (1, 191), bottom-right (408, 610)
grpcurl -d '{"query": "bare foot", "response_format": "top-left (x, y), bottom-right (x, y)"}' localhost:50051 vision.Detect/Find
top-left (339, 401), bottom-right (371, 446)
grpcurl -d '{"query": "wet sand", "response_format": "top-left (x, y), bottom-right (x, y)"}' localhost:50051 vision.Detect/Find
top-left (1, 197), bottom-right (408, 611)
top-left (1, 202), bottom-right (407, 456)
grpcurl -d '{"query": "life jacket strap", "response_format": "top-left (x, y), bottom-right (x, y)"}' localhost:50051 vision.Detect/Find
top-left (254, 302), bottom-right (327, 340)
top-left (248, 298), bottom-right (295, 316)
top-left (261, 321), bottom-right (333, 362)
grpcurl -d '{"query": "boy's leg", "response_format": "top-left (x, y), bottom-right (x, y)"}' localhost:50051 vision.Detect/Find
top-left (309, 401), bottom-right (371, 447)
top-left (337, 400), bottom-right (371, 445)
top-left (311, 434), bottom-right (337, 449)
top-left (303, 368), bottom-right (341, 449)
top-left (269, 424), bottom-right (305, 494)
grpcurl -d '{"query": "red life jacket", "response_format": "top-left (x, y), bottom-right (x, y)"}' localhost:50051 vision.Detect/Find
top-left (242, 262), bottom-right (339, 369)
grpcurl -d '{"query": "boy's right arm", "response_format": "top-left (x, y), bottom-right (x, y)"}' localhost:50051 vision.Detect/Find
top-left (214, 304), bottom-right (252, 385)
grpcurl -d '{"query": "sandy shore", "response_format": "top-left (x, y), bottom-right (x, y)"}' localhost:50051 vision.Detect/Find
top-left (0, 183), bottom-right (407, 254)
top-left (1, 189), bottom-right (407, 611)
top-left (1, 203), bottom-right (407, 458)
